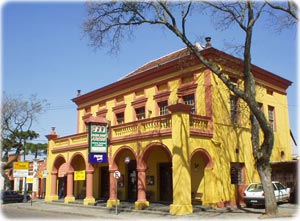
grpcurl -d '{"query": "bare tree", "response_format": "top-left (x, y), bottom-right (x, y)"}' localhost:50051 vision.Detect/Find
top-left (82, 0), bottom-right (297, 216)
top-left (1, 93), bottom-right (48, 189)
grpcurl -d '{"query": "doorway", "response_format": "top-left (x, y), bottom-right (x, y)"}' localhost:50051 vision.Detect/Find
top-left (159, 162), bottom-right (173, 202)
top-left (58, 176), bottom-right (67, 199)
top-left (127, 160), bottom-right (137, 201)
top-left (100, 167), bottom-right (109, 199)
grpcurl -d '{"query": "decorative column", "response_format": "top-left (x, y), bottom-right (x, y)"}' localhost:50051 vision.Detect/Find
top-left (135, 167), bottom-right (149, 210)
top-left (45, 127), bottom-right (59, 202)
top-left (45, 172), bottom-right (58, 201)
top-left (168, 103), bottom-right (193, 215)
top-left (84, 170), bottom-right (95, 205)
top-left (106, 169), bottom-right (120, 208)
top-left (64, 171), bottom-right (75, 203)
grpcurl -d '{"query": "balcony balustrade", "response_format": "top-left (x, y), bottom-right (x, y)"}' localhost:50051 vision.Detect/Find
top-left (51, 114), bottom-right (213, 151)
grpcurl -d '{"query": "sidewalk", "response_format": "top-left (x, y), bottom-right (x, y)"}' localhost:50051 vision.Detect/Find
top-left (12, 199), bottom-right (300, 220)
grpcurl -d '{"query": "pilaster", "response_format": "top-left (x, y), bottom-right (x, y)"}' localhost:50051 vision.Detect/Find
top-left (168, 103), bottom-right (193, 215)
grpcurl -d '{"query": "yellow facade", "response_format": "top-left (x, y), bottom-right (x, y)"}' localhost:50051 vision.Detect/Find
top-left (45, 47), bottom-right (292, 215)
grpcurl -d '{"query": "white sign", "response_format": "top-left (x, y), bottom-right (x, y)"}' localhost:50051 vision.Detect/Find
top-left (113, 170), bottom-right (121, 179)
top-left (13, 169), bottom-right (28, 178)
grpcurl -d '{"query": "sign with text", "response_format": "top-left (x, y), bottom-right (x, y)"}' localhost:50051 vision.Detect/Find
top-left (13, 169), bottom-right (28, 178)
top-left (89, 123), bottom-right (108, 153)
top-left (13, 162), bottom-right (29, 178)
top-left (26, 176), bottom-right (34, 183)
top-left (13, 162), bottom-right (29, 170)
top-left (74, 170), bottom-right (86, 181)
top-left (89, 153), bottom-right (107, 164)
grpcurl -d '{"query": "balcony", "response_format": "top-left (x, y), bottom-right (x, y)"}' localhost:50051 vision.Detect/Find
top-left (52, 132), bottom-right (88, 153)
top-left (190, 114), bottom-right (213, 138)
top-left (110, 115), bottom-right (172, 144)
top-left (111, 114), bottom-right (213, 144)
top-left (51, 114), bottom-right (213, 151)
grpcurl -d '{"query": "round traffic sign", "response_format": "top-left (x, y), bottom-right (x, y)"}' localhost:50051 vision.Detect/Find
top-left (113, 170), bottom-right (121, 179)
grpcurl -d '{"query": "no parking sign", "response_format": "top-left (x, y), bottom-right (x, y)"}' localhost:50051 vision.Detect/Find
top-left (113, 170), bottom-right (121, 180)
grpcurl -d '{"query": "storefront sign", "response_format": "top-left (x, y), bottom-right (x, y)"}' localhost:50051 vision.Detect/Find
top-left (89, 153), bottom-right (107, 163)
top-left (13, 162), bottom-right (29, 178)
top-left (26, 176), bottom-right (34, 183)
top-left (13, 162), bottom-right (29, 170)
top-left (13, 169), bottom-right (28, 178)
top-left (74, 170), bottom-right (86, 181)
top-left (89, 123), bottom-right (108, 153)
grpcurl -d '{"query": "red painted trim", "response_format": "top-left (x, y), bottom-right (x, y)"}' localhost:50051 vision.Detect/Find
top-left (168, 103), bottom-right (192, 113)
top-left (51, 144), bottom-right (87, 153)
top-left (72, 47), bottom-right (291, 108)
top-left (131, 97), bottom-right (148, 108)
top-left (112, 103), bottom-right (126, 113)
top-left (153, 91), bottom-right (171, 102)
top-left (190, 148), bottom-right (214, 168)
top-left (96, 109), bottom-right (108, 117)
top-left (204, 70), bottom-right (212, 117)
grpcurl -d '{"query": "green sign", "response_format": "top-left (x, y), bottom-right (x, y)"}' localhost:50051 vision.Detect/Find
top-left (89, 124), bottom-right (108, 153)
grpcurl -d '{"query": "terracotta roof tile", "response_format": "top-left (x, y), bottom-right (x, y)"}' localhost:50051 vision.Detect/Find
top-left (119, 47), bottom-right (191, 80)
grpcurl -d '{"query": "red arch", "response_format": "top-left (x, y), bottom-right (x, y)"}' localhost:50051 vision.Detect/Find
top-left (111, 145), bottom-right (137, 170)
top-left (141, 142), bottom-right (172, 169)
top-left (52, 154), bottom-right (66, 173)
top-left (190, 148), bottom-right (214, 168)
top-left (69, 152), bottom-right (87, 172)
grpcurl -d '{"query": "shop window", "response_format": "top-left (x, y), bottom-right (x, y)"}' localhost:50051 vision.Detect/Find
top-left (230, 95), bottom-right (239, 124)
top-left (268, 105), bottom-right (275, 131)
top-left (135, 107), bottom-right (145, 120)
top-left (116, 112), bottom-right (124, 124)
top-left (158, 101), bottom-right (168, 116)
top-left (183, 94), bottom-right (195, 114)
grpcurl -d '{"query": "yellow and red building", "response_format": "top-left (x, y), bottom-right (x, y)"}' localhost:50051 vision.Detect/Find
top-left (44, 44), bottom-right (292, 215)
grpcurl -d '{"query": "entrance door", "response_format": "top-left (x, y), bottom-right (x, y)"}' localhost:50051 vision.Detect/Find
top-left (100, 167), bottom-right (109, 199)
top-left (127, 160), bottom-right (137, 201)
top-left (160, 163), bottom-right (173, 202)
top-left (58, 176), bottom-right (67, 199)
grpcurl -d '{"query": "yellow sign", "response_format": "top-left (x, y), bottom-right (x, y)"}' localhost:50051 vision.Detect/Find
top-left (13, 162), bottom-right (29, 170)
top-left (26, 176), bottom-right (34, 183)
top-left (74, 170), bottom-right (85, 181)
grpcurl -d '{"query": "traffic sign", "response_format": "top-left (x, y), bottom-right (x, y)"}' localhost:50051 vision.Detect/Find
top-left (113, 170), bottom-right (121, 179)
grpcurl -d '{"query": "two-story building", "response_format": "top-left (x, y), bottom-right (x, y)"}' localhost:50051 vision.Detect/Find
top-left (44, 42), bottom-right (292, 215)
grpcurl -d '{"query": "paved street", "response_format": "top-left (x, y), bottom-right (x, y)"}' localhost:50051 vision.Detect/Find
top-left (1, 199), bottom-right (299, 220)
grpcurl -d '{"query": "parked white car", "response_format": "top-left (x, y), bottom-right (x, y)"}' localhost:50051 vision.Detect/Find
top-left (243, 181), bottom-right (290, 207)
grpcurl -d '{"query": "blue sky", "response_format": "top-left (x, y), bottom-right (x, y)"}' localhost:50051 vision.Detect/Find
top-left (1, 1), bottom-right (298, 147)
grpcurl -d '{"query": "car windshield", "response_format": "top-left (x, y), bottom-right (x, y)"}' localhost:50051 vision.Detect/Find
top-left (247, 183), bottom-right (263, 192)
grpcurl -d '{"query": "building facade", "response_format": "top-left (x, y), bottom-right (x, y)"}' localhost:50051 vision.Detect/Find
top-left (44, 45), bottom-right (292, 215)
top-left (4, 155), bottom-right (47, 199)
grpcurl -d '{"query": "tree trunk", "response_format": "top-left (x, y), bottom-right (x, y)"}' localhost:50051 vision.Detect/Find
top-left (257, 161), bottom-right (278, 216)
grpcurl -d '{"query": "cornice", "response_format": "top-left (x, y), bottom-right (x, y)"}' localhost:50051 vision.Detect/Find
top-left (72, 47), bottom-right (292, 107)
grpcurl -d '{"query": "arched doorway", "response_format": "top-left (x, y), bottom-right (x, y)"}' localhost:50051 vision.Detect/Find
top-left (70, 153), bottom-right (86, 199)
top-left (112, 146), bottom-right (137, 201)
top-left (52, 155), bottom-right (66, 199)
top-left (142, 143), bottom-right (173, 203)
top-left (190, 148), bottom-right (213, 205)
